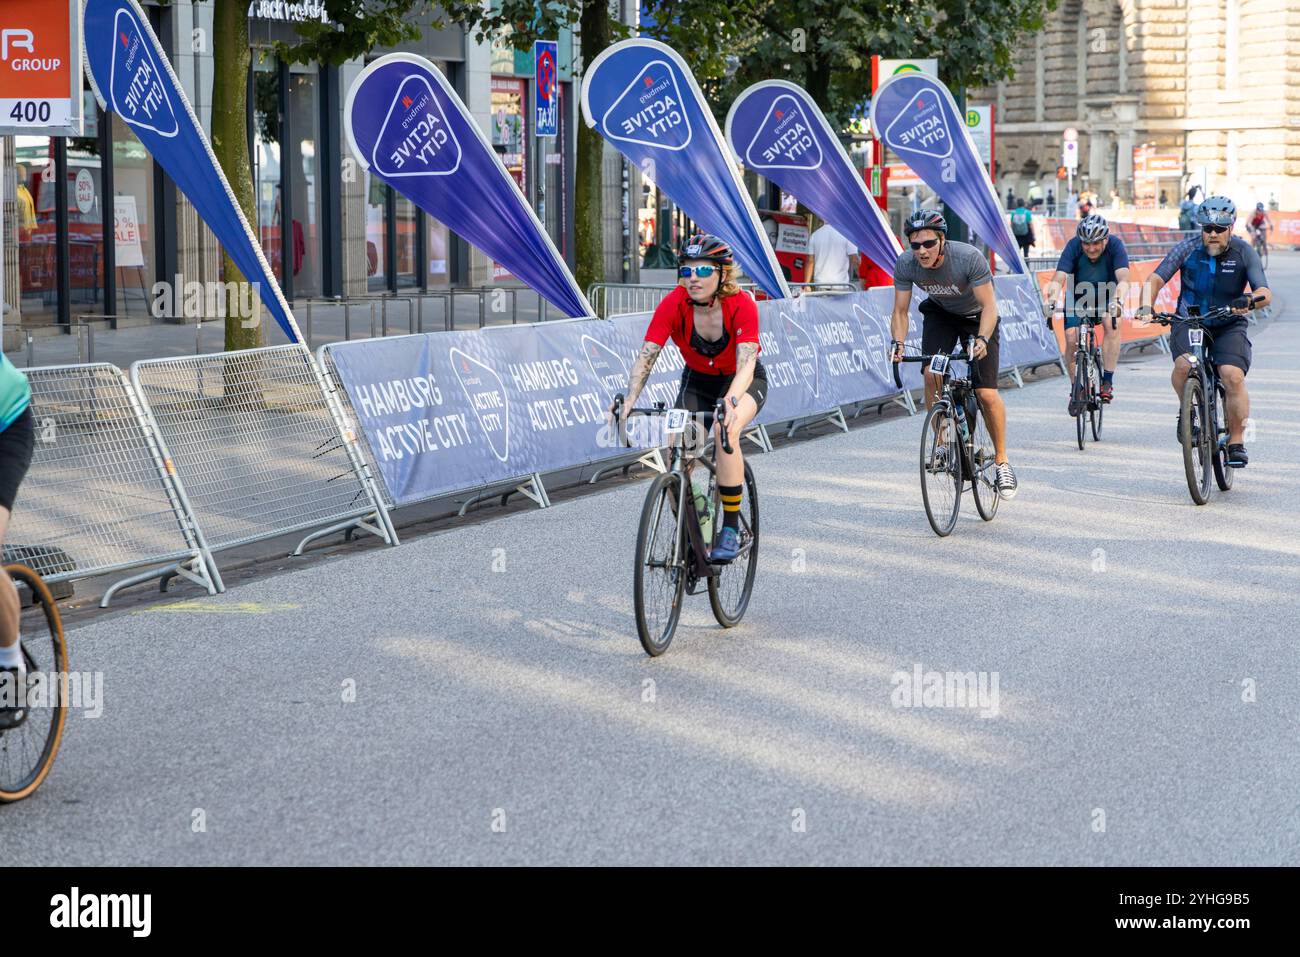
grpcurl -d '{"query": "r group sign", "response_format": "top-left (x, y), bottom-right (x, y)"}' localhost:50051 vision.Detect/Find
top-left (0, 0), bottom-right (83, 135)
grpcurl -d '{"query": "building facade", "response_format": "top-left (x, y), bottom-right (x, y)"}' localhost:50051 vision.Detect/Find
top-left (978, 0), bottom-right (1300, 214)
top-left (1, 0), bottom-right (583, 339)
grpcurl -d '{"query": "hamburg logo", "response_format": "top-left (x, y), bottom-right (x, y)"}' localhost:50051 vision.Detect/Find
top-left (581, 335), bottom-right (629, 402)
top-left (743, 94), bottom-right (822, 172)
top-left (108, 9), bottom-right (179, 138)
top-left (882, 83), bottom-right (952, 161)
top-left (372, 73), bottom-right (462, 178)
top-left (450, 348), bottom-right (510, 462)
top-left (781, 312), bottom-right (820, 400)
top-left (601, 59), bottom-right (692, 151)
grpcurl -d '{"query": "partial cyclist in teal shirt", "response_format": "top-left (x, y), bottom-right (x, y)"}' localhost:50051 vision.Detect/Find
top-left (0, 353), bottom-right (35, 729)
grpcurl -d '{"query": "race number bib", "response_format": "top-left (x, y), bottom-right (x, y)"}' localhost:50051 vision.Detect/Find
top-left (929, 354), bottom-right (950, 376)
top-left (1189, 329), bottom-right (1204, 347)
top-left (663, 409), bottom-right (690, 434)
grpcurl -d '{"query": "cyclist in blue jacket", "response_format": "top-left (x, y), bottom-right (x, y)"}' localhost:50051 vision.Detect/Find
top-left (1138, 196), bottom-right (1271, 467)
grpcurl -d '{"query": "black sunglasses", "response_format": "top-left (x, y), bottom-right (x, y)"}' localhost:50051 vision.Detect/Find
top-left (1201, 225), bottom-right (1229, 235)
top-left (909, 239), bottom-right (940, 250)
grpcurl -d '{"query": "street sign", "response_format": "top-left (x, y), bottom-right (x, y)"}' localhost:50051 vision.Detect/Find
top-left (1063, 139), bottom-right (1078, 173)
top-left (0, 0), bottom-right (83, 135)
top-left (534, 40), bottom-right (558, 138)
top-left (965, 105), bottom-right (992, 165)
top-left (878, 58), bottom-right (939, 80)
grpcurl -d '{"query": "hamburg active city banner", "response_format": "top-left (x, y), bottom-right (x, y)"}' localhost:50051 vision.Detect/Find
top-left (726, 80), bottom-right (901, 276)
top-left (871, 71), bottom-right (1026, 274)
top-left (581, 39), bottom-right (791, 299)
top-left (82, 0), bottom-right (303, 342)
top-left (345, 53), bottom-right (591, 319)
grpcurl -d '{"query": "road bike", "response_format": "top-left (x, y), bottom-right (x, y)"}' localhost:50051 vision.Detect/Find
top-left (612, 395), bottom-right (759, 656)
top-left (0, 564), bottom-right (68, 803)
top-left (1052, 307), bottom-right (1109, 449)
top-left (1149, 295), bottom-right (1263, 505)
top-left (893, 341), bottom-right (1000, 536)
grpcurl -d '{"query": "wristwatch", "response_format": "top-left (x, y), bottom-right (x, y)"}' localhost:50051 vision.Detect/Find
top-left (975, 335), bottom-right (990, 346)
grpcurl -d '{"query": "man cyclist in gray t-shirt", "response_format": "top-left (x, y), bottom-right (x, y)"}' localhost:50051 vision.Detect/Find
top-left (889, 209), bottom-right (1018, 499)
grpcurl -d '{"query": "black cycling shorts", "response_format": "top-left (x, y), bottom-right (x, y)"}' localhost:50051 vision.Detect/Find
top-left (1171, 320), bottom-right (1251, 375)
top-left (676, 360), bottom-right (768, 419)
top-left (0, 407), bottom-right (35, 513)
top-left (919, 298), bottom-right (1001, 388)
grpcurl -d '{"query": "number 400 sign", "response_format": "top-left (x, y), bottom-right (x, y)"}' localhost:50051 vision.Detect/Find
top-left (0, 0), bottom-right (83, 136)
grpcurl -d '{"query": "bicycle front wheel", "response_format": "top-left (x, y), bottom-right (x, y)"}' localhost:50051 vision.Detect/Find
top-left (707, 459), bottom-right (759, 628)
top-left (1212, 383), bottom-right (1234, 492)
top-left (633, 472), bottom-right (688, 656)
top-left (1089, 350), bottom-right (1104, 441)
top-left (970, 406), bottom-right (1000, 522)
top-left (1075, 352), bottom-right (1089, 450)
top-left (0, 565), bottom-right (68, 803)
top-left (920, 404), bottom-right (962, 536)
top-left (1181, 376), bottom-right (1212, 505)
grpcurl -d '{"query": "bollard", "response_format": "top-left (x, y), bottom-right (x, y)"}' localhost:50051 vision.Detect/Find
top-left (370, 301), bottom-right (377, 339)
top-left (417, 296), bottom-right (423, 334)
top-left (306, 299), bottom-right (313, 347)
top-left (344, 301), bottom-right (352, 340)
top-left (25, 333), bottom-right (33, 368)
top-left (478, 290), bottom-right (485, 328)
top-left (382, 298), bottom-right (388, 337)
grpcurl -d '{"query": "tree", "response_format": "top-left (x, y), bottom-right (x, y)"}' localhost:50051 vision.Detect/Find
top-left (643, 0), bottom-right (1056, 133)
top-left (201, 2), bottom-right (631, 321)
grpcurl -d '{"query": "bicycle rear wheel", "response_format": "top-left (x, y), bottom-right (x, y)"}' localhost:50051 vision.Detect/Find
top-left (1212, 383), bottom-right (1234, 492)
top-left (0, 565), bottom-right (68, 803)
top-left (707, 459), bottom-right (759, 628)
top-left (1181, 376), bottom-right (1212, 505)
top-left (1075, 351), bottom-right (1088, 450)
top-left (920, 404), bottom-right (962, 536)
top-left (969, 406), bottom-right (1000, 522)
top-left (1089, 350), bottom-right (1104, 441)
top-left (633, 472), bottom-right (688, 656)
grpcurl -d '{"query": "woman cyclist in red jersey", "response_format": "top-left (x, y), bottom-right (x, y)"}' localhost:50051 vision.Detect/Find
top-left (613, 234), bottom-right (767, 563)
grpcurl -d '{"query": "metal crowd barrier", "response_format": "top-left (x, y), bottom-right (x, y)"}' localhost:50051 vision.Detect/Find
top-left (124, 345), bottom-right (396, 598)
top-left (317, 338), bottom-right (554, 516)
top-left (585, 281), bottom-right (862, 318)
top-left (6, 363), bottom-right (219, 602)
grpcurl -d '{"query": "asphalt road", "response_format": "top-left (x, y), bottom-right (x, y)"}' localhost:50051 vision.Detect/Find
top-left (6, 254), bottom-right (1298, 865)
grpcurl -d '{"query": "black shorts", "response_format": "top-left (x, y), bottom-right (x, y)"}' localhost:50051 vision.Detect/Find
top-left (676, 360), bottom-right (768, 418)
top-left (1171, 321), bottom-right (1251, 375)
top-left (919, 298), bottom-right (1001, 388)
top-left (0, 407), bottom-right (35, 513)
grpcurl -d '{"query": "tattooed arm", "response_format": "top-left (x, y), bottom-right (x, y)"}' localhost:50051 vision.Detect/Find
top-left (727, 342), bottom-right (759, 404)
top-left (618, 341), bottom-right (662, 416)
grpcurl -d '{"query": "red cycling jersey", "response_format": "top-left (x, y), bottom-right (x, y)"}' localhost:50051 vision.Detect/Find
top-left (644, 285), bottom-right (762, 375)
top-left (1249, 212), bottom-right (1267, 228)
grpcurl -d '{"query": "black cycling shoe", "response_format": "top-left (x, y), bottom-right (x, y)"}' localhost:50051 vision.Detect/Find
top-left (1226, 444), bottom-right (1248, 468)
top-left (0, 666), bottom-right (26, 731)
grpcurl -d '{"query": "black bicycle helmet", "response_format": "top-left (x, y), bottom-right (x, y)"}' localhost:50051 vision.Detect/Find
top-left (1195, 196), bottom-right (1236, 227)
top-left (678, 233), bottom-right (733, 266)
top-left (1077, 213), bottom-right (1109, 243)
top-left (903, 209), bottom-right (948, 238)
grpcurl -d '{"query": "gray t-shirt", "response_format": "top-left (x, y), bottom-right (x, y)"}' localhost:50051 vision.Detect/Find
top-left (893, 240), bottom-right (993, 316)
